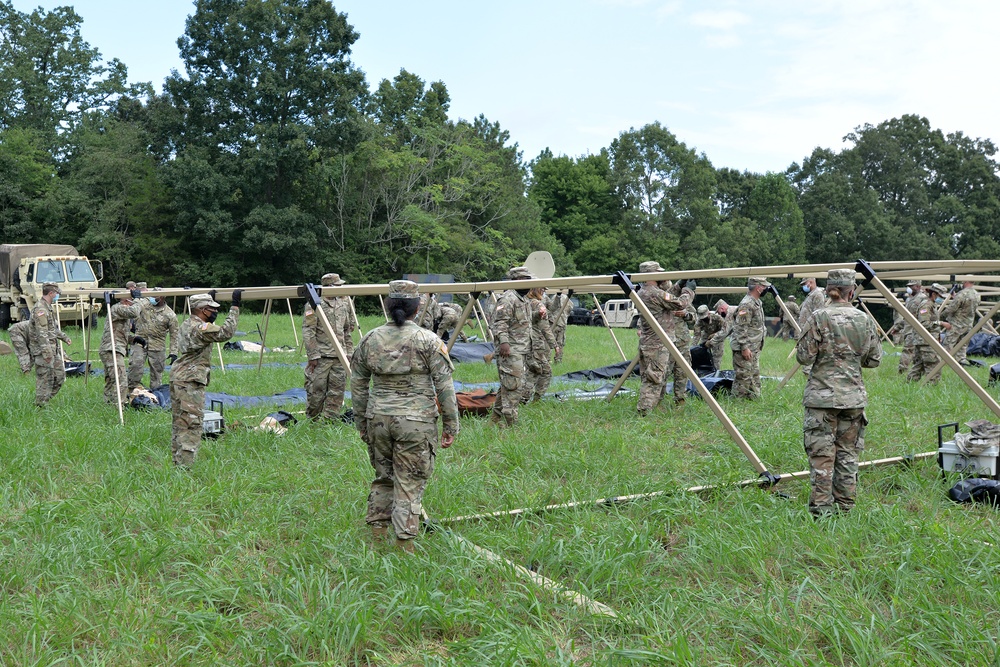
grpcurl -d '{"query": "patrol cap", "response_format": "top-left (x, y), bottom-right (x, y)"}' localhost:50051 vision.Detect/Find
top-left (748, 276), bottom-right (771, 289)
top-left (906, 279), bottom-right (921, 287)
top-left (42, 282), bottom-right (61, 294)
top-left (506, 266), bottom-right (535, 280)
top-left (798, 277), bottom-right (813, 285)
top-left (388, 280), bottom-right (419, 299)
top-left (189, 293), bottom-right (220, 310)
top-left (927, 282), bottom-right (949, 295)
top-left (787, 295), bottom-right (796, 301)
top-left (638, 261), bottom-right (665, 273)
top-left (321, 272), bottom-right (346, 286)
top-left (826, 269), bottom-right (857, 287)
top-left (697, 304), bottom-right (709, 318)
top-left (136, 282), bottom-right (148, 289)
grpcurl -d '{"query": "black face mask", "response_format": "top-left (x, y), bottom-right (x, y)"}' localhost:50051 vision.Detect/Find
top-left (206, 312), bottom-right (218, 323)
top-left (516, 288), bottom-right (530, 297)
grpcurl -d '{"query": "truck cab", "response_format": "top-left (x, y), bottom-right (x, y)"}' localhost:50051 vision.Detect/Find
top-left (0, 244), bottom-right (103, 328)
top-left (594, 299), bottom-right (640, 328)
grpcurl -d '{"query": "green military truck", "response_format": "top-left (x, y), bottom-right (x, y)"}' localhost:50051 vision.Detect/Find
top-left (0, 243), bottom-right (103, 329)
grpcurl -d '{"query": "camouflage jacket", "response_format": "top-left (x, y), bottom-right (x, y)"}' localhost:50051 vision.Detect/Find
top-left (350, 321), bottom-right (460, 435)
top-left (731, 293), bottom-right (765, 351)
top-left (797, 302), bottom-right (881, 409)
top-left (436, 303), bottom-right (463, 337)
top-left (708, 308), bottom-right (737, 347)
top-left (694, 311), bottom-right (724, 346)
top-left (99, 302), bottom-right (143, 356)
top-left (637, 283), bottom-right (684, 346)
top-left (135, 301), bottom-right (179, 353)
top-left (417, 296), bottom-right (442, 330)
top-left (671, 287), bottom-right (697, 346)
top-left (906, 292), bottom-right (939, 346)
top-left (782, 300), bottom-right (801, 323)
top-left (304, 297), bottom-right (354, 361)
top-left (798, 287), bottom-right (827, 331)
top-left (10, 320), bottom-right (33, 371)
top-left (940, 286), bottom-right (980, 330)
top-left (491, 289), bottom-right (532, 353)
top-left (544, 293), bottom-right (571, 330)
top-left (171, 308), bottom-right (240, 385)
top-left (529, 297), bottom-right (557, 354)
top-left (29, 297), bottom-right (70, 366)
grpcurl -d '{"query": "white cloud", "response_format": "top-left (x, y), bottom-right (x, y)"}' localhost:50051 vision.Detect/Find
top-left (689, 9), bottom-right (749, 30)
top-left (655, 1), bottom-right (682, 20)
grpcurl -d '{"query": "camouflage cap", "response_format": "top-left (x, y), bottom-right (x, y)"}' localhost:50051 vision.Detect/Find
top-left (787, 295), bottom-right (796, 301)
top-left (42, 282), bottom-right (61, 294)
top-left (826, 269), bottom-right (857, 287)
top-left (388, 280), bottom-right (419, 299)
top-left (798, 277), bottom-right (813, 285)
top-left (697, 304), bottom-right (709, 318)
top-left (189, 293), bottom-right (220, 310)
top-left (927, 282), bottom-right (949, 295)
top-left (906, 279), bottom-right (921, 287)
top-left (136, 282), bottom-right (148, 289)
top-left (321, 272), bottom-right (346, 286)
top-left (638, 261), bottom-right (665, 273)
top-left (506, 266), bottom-right (535, 280)
top-left (748, 276), bottom-right (771, 289)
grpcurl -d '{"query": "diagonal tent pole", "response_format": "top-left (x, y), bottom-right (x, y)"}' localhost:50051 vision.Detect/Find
top-left (858, 298), bottom-right (892, 344)
top-left (476, 299), bottom-right (494, 341)
top-left (287, 298), bottom-right (300, 348)
top-left (856, 260), bottom-right (1000, 419)
top-left (256, 298), bottom-right (272, 372)
top-left (377, 294), bottom-right (389, 322)
top-left (304, 284), bottom-right (351, 369)
top-left (605, 356), bottom-right (640, 402)
top-left (612, 271), bottom-right (770, 477)
top-left (445, 294), bottom-right (478, 354)
top-left (103, 292), bottom-right (125, 426)
top-left (348, 297), bottom-right (363, 337)
top-left (470, 296), bottom-right (489, 341)
top-left (591, 293), bottom-right (627, 361)
top-left (921, 299), bottom-right (1000, 383)
top-left (770, 287), bottom-right (802, 339)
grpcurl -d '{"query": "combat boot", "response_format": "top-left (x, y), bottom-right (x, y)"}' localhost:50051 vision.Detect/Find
top-left (395, 538), bottom-right (416, 554)
top-left (370, 524), bottom-right (389, 540)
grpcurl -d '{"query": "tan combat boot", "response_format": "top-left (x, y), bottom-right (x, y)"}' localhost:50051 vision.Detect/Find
top-left (395, 538), bottom-right (416, 554)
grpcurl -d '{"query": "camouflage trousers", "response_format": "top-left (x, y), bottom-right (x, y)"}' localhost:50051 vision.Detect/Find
top-left (709, 341), bottom-right (724, 371)
top-left (33, 358), bottom-right (65, 407)
top-left (731, 347), bottom-right (761, 400)
top-left (803, 406), bottom-right (867, 515)
top-left (637, 342), bottom-right (685, 414)
top-left (305, 356), bottom-right (347, 421)
top-left (170, 379), bottom-right (206, 467)
top-left (552, 326), bottom-right (567, 363)
top-left (945, 326), bottom-right (970, 363)
top-left (906, 345), bottom-right (941, 384)
top-left (365, 414), bottom-right (437, 540)
top-left (523, 347), bottom-right (552, 403)
top-left (898, 344), bottom-right (913, 374)
top-left (99, 350), bottom-right (129, 405)
top-left (492, 352), bottom-right (526, 425)
top-left (777, 323), bottom-right (795, 341)
top-left (127, 346), bottom-right (167, 390)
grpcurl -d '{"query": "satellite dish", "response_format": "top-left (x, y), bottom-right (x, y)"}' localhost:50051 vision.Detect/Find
top-left (524, 251), bottom-right (555, 279)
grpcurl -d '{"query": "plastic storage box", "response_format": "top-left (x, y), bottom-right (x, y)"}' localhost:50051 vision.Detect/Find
top-left (938, 422), bottom-right (999, 478)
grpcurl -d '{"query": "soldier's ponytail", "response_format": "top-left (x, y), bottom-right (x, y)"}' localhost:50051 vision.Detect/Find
top-left (386, 297), bottom-right (419, 326)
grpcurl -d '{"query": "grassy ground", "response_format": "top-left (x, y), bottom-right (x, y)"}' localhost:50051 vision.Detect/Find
top-left (1, 311), bottom-right (999, 666)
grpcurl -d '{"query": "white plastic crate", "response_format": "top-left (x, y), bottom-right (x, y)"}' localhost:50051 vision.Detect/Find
top-left (938, 439), bottom-right (999, 477)
top-left (202, 410), bottom-right (224, 438)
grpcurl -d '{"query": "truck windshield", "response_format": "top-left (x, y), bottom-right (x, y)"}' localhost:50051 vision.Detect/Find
top-left (35, 260), bottom-right (65, 283)
top-left (66, 259), bottom-right (96, 282)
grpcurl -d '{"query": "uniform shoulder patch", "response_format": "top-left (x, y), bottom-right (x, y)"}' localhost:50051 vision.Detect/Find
top-left (919, 309), bottom-right (928, 314)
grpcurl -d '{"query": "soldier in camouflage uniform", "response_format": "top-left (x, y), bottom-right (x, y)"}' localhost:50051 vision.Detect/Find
top-left (100, 289), bottom-right (144, 405)
top-left (303, 273), bottom-right (355, 422)
top-left (894, 280), bottom-right (922, 373)
top-left (490, 266), bottom-right (535, 426)
top-left (351, 280), bottom-right (459, 552)
top-left (706, 300), bottom-right (732, 371)
top-left (940, 280), bottom-right (979, 365)
top-left (170, 292), bottom-right (241, 467)
top-left (523, 287), bottom-right (558, 403)
top-left (635, 261), bottom-right (686, 415)
top-left (904, 282), bottom-right (949, 384)
top-left (796, 269), bottom-right (881, 517)
top-left (435, 302), bottom-right (468, 343)
top-left (127, 293), bottom-right (179, 390)
top-left (544, 291), bottom-right (569, 363)
top-left (777, 296), bottom-right (800, 341)
top-left (731, 277), bottom-right (770, 400)
top-left (417, 294), bottom-right (441, 331)
top-left (798, 277), bottom-right (827, 376)
top-left (667, 281), bottom-right (697, 406)
top-left (29, 283), bottom-right (72, 407)
top-left (8, 320), bottom-right (34, 373)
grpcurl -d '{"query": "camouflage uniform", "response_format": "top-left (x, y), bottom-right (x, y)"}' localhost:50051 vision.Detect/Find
top-left (905, 290), bottom-right (942, 384)
top-left (940, 285), bottom-right (979, 364)
top-left (667, 285), bottom-right (696, 404)
top-left (490, 287), bottom-right (532, 425)
top-left (303, 295), bottom-right (355, 421)
top-left (170, 302), bottom-right (239, 466)
top-left (796, 274), bottom-right (881, 516)
top-left (695, 310), bottom-right (725, 371)
top-left (435, 302), bottom-right (468, 343)
top-left (798, 286), bottom-right (827, 376)
top-left (731, 288), bottom-right (766, 400)
top-left (99, 301), bottom-right (143, 405)
top-left (778, 299), bottom-right (800, 340)
top-left (417, 295), bottom-right (441, 331)
top-left (351, 316), bottom-right (459, 542)
top-left (127, 300), bottom-right (179, 390)
top-left (895, 292), bottom-right (917, 373)
top-left (544, 293), bottom-right (570, 363)
top-left (636, 282), bottom-right (684, 414)
top-left (9, 320), bottom-right (33, 373)
top-left (523, 296), bottom-right (557, 403)
top-left (707, 307), bottom-right (735, 371)
top-left (29, 297), bottom-right (71, 406)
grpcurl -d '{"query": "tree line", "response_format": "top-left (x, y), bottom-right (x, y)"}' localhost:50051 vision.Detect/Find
top-left (3, 0), bottom-right (999, 297)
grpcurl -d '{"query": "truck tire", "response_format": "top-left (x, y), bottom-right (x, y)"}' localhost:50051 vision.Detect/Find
top-left (629, 315), bottom-right (639, 329)
top-left (0, 304), bottom-right (9, 330)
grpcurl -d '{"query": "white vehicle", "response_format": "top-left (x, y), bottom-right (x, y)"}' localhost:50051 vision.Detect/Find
top-left (593, 299), bottom-right (640, 328)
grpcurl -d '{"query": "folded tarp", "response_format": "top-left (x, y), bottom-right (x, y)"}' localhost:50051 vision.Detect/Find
top-left (966, 332), bottom-right (1000, 357)
top-left (449, 342), bottom-right (495, 364)
top-left (560, 360), bottom-right (637, 381)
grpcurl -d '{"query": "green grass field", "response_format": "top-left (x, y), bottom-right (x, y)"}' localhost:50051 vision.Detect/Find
top-left (2, 311), bottom-right (999, 666)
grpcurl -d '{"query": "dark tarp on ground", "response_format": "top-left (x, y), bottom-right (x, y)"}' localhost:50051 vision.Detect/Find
top-left (966, 332), bottom-right (1000, 357)
top-left (135, 385), bottom-right (308, 410)
top-left (560, 359), bottom-right (637, 381)
top-left (449, 342), bottom-right (495, 364)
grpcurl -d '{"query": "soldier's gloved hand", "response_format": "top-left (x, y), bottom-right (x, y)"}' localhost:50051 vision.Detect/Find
top-left (133, 335), bottom-right (147, 348)
top-left (685, 279), bottom-right (697, 292)
top-left (231, 289), bottom-right (243, 307)
top-left (167, 354), bottom-right (178, 365)
top-left (130, 288), bottom-right (143, 299)
top-left (306, 359), bottom-right (318, 373)
top-left (497, 342), bottom-right (511, 358)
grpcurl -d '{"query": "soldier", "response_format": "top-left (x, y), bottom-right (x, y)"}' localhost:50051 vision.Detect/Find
top-left (351, 280), bottom-right (459, 552)
top-left (8, 320), bottom-right (33, 373)
top-left (417, 294), bottom-right (441, 331)
top-left (668, 280), bottom-right (697, 406)
top-left (706, 300), bottom-right (732, 371)
top-left (523, 286), bottom-right (557, 403)
top-left (894, 280), bottom-right (922, 373)
top-left (127, 293), bottom-right (179, 390)
top-left (906, 283), bottom-right (951, 384)
top-left (170, 291), bottom-right (241, 467)
top-left (544, 291), bottom-right (570, 363)
top-left (796, 269), bottom-right (881, 517)
top-left (435, 302), bottom-right (468, 343)
top-left (731, 277), bottom-right (770, 400)
top-left (940, 280), bottom-right (980, 365)
top-left (635, 261), bottom-right (685, 415)
top-left (29, 283), bottom-right (72, 407)
top-left (777, 296), bottom-right (800, 340)
top-left (303, 273), bottom-right (355, 422)
top-left (99, 289), bottom-right (143, 405)
top-left (490, 266), bottom-right (535, 426)
top-left (798, 277), bottom-right (827, 376)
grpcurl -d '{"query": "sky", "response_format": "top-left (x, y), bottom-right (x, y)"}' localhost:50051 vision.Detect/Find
top-left (12, 0), bottom-right (1000, 173)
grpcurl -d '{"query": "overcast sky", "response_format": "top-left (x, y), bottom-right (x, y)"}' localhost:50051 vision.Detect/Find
top-left (13, 0), bottom-right (999, 173)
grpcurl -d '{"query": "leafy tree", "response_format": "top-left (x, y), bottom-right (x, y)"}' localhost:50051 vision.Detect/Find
top-left (743, 173), bottom-right (805, 266)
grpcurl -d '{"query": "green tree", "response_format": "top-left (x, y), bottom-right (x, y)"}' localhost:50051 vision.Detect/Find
top-left (743, 173), bottom-right (805, 266)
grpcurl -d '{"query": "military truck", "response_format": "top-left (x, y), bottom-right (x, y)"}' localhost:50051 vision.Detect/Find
top-left (0, 244), bottom-right (103, 329)
top-left (592, 299), bottom-right (640, 328)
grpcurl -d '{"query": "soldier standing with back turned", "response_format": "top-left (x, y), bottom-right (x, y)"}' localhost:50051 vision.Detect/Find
top-left (940, 280), bottom-right (979, 365)
top-left (731, 277), bottom-right (770, 400)
top-left (490, 266), bottom-right (535, 427)
top-left (303, 273), bottom-right (355, 422)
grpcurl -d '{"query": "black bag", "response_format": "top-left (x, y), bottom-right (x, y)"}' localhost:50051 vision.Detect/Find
top-left (948, 478), bottom-right (1000, 506)
top-left (265, 410), bottom-right (298, 428)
